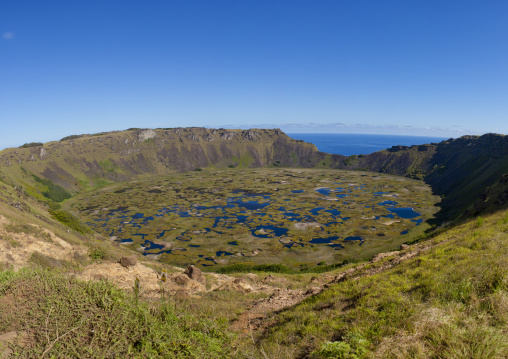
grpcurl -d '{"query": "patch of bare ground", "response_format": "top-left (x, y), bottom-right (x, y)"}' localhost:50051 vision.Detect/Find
top-left (76, 260), bottom-right (283, 300)
top-left (233, 238), bottom-right (452, 335)
top-left (0, 215), bottom-right (87, 270)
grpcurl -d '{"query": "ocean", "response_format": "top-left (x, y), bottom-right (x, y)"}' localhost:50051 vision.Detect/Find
top-left (286, 133), bottom-right (447, 156)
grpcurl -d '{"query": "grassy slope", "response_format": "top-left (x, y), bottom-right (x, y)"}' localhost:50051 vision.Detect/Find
top-left (255, 209), bottom-right (508, 359)
top-left (0, 128), bottom-right (318, 200)
top-left (2, 128), bottom-right (508, 358)
top-left (3, 129), bottom-right (508, 224)
top-left (1, 177), bottom-right (507, 358)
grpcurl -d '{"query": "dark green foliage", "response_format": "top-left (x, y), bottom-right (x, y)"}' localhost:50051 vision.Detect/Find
top-left (48, 209), bottom-right (91, 234)
top-left (195, 167), bottom-right (203, 171)
top-left (20, 142), bottom-right (43, 148)
top-left (217, 263), bottom-right (292, 274)
top-left (60, 134), bottom-right (84, 141)
top-left (32, 175), bottom-right (72, 202)
top-left (89, 248), bottom-right (105, 260)
top-left (216, 261), bottom-right (351, 274)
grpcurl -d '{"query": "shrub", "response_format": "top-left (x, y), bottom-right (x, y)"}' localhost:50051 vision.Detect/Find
top-left (60, 134), bottom-right (84, 141)
top-left (20, 142), bottom-right (43, 148)
top-left (315, 334), bottom-right (370, 359)
top-left (32, 175), bottom-right (72, 202)
top-left (48, 209), bottom-right (91, 234)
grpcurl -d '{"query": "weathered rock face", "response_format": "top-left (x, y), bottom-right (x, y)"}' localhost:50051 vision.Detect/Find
top-left (184, 265), bottom-right (206, 286)
top-left (2, 128), bottom-right (319, 193)
top-left (119, 256), bottom-right (137, 268)
top-left (138, 129), bottom-right (157, 142)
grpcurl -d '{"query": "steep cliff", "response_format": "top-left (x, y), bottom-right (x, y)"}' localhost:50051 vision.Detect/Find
top-left (2, 128), bottom-right (508, 222)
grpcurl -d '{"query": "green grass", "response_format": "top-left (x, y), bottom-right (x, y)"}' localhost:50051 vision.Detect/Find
top-left (48, 209), bottom-right (91, 234)
top-left (0, 268), bottom-right (239, 358)
top-left (32, 174), bottom-right (72, 203)
top-left (253, 209), bottom-right (508, 358)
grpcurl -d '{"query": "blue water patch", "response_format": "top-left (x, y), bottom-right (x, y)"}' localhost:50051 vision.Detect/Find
top-left (286, 133), bottom-right (446, 156)
top-left (132, 213), bottom-right (144, 219)
top-left (309, 236), bottom-right (340, 244)
top-left (251, 225), bottom-right (289, 238)
top-left (378, 200), bottom-right (398, 206)
top-left (216, 251), bottom-right (234, 257)
top-left (229, 199), bottom-right (272, 210)
top-left (228, 241), bottom-right (239, 245)
top-left (327, 243), bottom-right (344, 250)
top-left (157, 229), bottom-right (170, 238)
top-left (143, 240), bottom-right (165, 250)
top-left (400, 230), bottom-right (409, 235)
top-left (389, 207), bottom-right (420, 219)
top-left (291, 190), bottom-right (304, 193)
top-left (310, 207), bottom-right (325, 216)
top-left (188, 244), bottom-right (200, 247)
top-left (315, 188), bottom-right (332, 196)
top-left (325, 209), bottom-right (341, 216)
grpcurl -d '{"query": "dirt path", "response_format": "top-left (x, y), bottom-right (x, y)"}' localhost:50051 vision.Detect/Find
top-left (233, 238), bottom-right (449, 334)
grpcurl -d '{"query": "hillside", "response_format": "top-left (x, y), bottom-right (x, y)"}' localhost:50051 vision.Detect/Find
top-left (0, 164), bottom-right (507, 357)
top-left (0, 128), bottom-right (508, 357)
top-left (2, 129), bottom-right (508, 223)
top-left (0, 128), bottom-right (320, 196)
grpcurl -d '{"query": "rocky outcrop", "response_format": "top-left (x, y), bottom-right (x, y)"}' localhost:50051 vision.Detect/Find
top-left (137, 129), bottom-right (157, 142)
top-left (119, 256), bottom-right (137, 267)
top-left (183, 265), bottom-right (206, 286)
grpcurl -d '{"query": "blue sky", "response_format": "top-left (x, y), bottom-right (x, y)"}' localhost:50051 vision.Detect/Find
top-left (1, 1), bottom-right (507, 149)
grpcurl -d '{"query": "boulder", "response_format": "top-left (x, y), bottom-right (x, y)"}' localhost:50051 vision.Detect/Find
top-left (119, 256), bottom-right (137, 268)
top-left (184, 265), bottom-right (206, 286)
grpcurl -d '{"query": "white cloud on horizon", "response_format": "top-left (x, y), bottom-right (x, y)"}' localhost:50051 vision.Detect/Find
top-left (210, 122), bottom-right (486, 138)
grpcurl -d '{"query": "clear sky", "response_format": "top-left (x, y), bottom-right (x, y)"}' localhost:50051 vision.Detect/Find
top-left (1, 1), bottom-right (508, 149)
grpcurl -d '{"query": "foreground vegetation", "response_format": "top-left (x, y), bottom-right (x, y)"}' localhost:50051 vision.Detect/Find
top-left (0, 269), bottom-right (238, 358)
top-left (1, 200), bottom-right (507, 357)
top-left (255, 209), bottom-right (508, 358)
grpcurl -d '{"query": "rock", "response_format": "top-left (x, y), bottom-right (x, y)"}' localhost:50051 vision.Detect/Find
top-left (400, 244), bottom-right (410, 250)
top-left (184, 265), bottom-right (206, 286)
top-left (138, 129), bottom-right (157, 142)
top-left (39, 147), bottom-right (47, 160)
top-left (172, 273), bottom-right (190, 285)
top-left (305, 287), bottom-right (322, 295)
top-left (216, 278), bottom-right (253, 293)
top-left (294, 222), bottom-right (322, 230)
top-left (0, 331), bottom-right (28, 357)
top-left (119, 256), bottom-right (137, 267)
top-left (246, 273), bottom-right (259, 282)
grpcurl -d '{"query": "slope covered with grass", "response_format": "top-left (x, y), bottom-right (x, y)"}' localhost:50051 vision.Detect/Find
top-left (254, 209), bottom-right (508, 358)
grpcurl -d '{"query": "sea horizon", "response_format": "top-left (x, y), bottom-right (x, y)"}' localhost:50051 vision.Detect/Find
top-left (287, 133), bottom-right (448, 156)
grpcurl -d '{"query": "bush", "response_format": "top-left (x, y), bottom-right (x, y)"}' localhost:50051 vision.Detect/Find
top-left (315, 334), bottom-right (370, 359)
top-left (20, 142), bottom-right (43, 148)
top-left (60, 134), bottom-right (84, 141)
top-left (32, 175), bottom-right (72, 202)
top-left (48, 209), bottom-right (91, 234)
